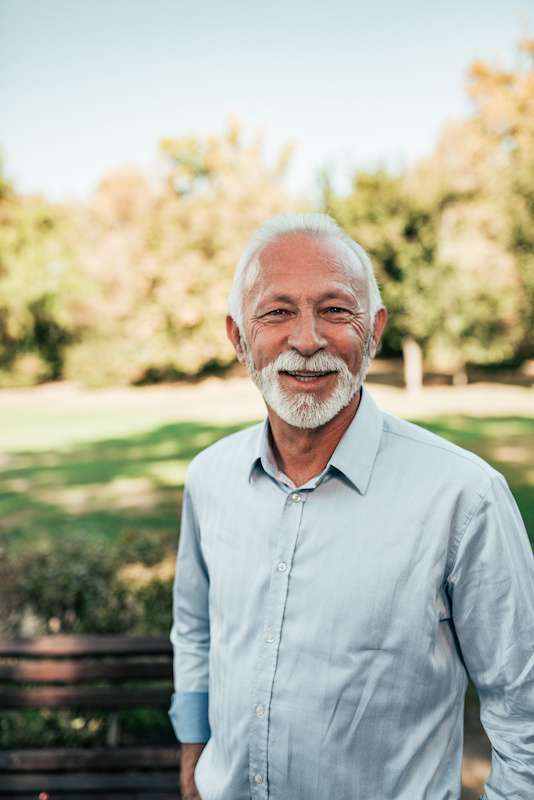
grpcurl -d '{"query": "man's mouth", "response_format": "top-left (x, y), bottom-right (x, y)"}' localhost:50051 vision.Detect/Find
top-left (279, 370), bottom-right (336, 383)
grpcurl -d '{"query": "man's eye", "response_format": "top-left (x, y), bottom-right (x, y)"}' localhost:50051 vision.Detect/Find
top-left (325, 306), bottom-right (349, 314)
top-left (266, 309), bottom-right (290, 316)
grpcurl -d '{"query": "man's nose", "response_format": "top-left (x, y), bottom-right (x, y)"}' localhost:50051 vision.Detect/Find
top-left (287, 311), bottom-right (327, 356)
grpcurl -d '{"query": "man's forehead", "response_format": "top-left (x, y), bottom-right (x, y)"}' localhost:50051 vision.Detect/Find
top-left (258, 231), bottom-right (362, 271)
top-left (253, 231), bottom-right (368, 294)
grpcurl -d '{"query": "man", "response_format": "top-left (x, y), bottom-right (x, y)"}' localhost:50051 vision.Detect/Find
top-left (169, 213), bottom-right (534, 800)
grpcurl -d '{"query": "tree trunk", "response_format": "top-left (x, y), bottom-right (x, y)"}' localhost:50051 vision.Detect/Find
top-left (452, 366), bottom-right (468, 386)
top-left (401, 336), bottom-right (423, 394)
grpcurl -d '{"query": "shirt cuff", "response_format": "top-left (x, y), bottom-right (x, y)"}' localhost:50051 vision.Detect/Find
top-left (168, 691), bottom-right (211, 743)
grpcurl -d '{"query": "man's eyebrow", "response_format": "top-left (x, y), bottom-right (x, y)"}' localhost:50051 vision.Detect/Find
top-left (258, 291), bottom-right (360, 306)
top-left (317, 291), bottom-right (359, 304)
top-left (257, 293), bottom-right (296, 306)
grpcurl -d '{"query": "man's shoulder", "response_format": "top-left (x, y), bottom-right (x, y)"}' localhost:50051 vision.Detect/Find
top-left (186, 421), bottom-right (264, 485)
top-left (380, 410), bottom-right (499, 484)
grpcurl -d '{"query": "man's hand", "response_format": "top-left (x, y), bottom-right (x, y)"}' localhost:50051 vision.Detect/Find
top-left (180, 742), bottom-right (206, 800)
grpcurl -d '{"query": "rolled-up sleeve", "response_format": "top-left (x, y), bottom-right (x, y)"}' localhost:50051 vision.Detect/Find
top-left (447, 472), bottom-right (534, 799)
top-left (169, 481), bottom-right (211, 743)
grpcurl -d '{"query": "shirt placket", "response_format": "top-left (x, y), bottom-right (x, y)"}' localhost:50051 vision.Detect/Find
top-left (248, 487), bottom-right (307, 799)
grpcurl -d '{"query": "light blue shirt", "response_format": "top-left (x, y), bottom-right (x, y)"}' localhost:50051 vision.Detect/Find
top-left (169, 387), bottom-right (534, 800)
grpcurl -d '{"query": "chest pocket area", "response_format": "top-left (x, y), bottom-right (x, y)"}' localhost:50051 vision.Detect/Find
top-left (200, 523), bottom-right (242, 572)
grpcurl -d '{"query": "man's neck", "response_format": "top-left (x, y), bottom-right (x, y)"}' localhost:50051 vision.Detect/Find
top-left (267, 390), bottom-right (362, 487)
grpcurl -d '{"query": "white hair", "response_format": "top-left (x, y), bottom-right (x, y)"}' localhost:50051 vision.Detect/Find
top-left (228, 212), bottom-right (383, 332)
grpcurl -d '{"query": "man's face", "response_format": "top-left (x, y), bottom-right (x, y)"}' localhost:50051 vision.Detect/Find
top-left (228, 232), bottom-right (384, 429)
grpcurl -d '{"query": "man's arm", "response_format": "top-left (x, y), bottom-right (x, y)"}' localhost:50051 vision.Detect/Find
top-left (180, 743), bottom-right (206, 800)
top-left (447, 472), bottom-right (534, 799)
top-left (169, 481), bottom-right (211, 796)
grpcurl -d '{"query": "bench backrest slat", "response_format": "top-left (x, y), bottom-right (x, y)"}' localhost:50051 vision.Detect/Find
top-left (0, 747), bottom-right (179, 771)
top-left (0, 636), bottom-right (171, 657)
top-left (0, 659), bottom-right (171, 684)
top-left (0, 771), bottom-right (179, 792)
top-left (0, 686), bottom-right (173, 710)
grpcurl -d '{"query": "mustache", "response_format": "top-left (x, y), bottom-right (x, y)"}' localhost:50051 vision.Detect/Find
top-left (267, 350), bottom-right (348, 374)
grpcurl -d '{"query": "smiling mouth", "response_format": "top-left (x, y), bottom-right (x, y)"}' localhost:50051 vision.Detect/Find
top-left (280, 370), bottom-right (336, 382)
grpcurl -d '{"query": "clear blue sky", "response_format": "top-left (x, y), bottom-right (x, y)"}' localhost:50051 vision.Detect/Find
top-left (1, 0), bottom-right (531, 200)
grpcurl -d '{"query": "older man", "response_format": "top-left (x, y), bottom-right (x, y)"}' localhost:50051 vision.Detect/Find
top-left (169, 213), bottom-right (534, 800)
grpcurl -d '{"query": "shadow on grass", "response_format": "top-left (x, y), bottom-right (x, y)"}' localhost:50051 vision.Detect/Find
top-left (1, 415), bottom-right (532, 549)
top-left (0, 420), bottom-right (251, 549)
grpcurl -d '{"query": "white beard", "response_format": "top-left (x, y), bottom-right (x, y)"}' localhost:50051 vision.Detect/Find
top-left (242, 335), bottom-right (372, 429)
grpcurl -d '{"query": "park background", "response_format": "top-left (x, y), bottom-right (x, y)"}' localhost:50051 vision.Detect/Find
top-left (1, 2), bottom-right (533, 797)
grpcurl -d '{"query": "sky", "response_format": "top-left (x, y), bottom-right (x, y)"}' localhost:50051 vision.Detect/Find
top-left (1, 0), bottom-right (532, 201)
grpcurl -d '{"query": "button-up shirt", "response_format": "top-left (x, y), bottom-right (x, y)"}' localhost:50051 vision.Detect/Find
top-left (169, 387), bottom-right (534, 800)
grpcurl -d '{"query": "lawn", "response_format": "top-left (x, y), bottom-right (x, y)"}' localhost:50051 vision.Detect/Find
top-left (1, 409), bottom-right (532, 551)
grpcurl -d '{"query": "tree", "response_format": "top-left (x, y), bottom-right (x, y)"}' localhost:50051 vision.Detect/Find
top-left (323, 169), bottom-right (454, 391)
top-left (410, 39), bottom-right (534, 371)
top-left (323, 39), bottom-right (534, 390)
top-left (466, 39), bottom-right (534, 357)
top-left (64, 123), bottom-right (301, 386)
top-left (0, 173), bottom-right (92, 386)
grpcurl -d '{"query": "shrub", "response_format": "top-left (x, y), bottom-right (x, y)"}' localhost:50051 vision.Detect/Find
top-left (0, 533), bottom-right (175, 637)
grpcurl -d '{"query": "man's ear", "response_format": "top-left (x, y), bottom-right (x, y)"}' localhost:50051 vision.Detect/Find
top-left (226, 315), bottom-right (246, 364)
top-left (369, 306), bottom-right (388, 358)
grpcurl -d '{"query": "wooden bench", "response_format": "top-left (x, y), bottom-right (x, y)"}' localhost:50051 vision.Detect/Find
top-left (0, 635), bottom-right (181, 799)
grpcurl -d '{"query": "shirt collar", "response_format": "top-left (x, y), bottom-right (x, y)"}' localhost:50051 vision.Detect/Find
top-left (248, 385), bottom-right (383, 494)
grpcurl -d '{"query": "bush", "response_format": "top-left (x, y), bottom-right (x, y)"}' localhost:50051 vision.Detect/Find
top-left (1, 537), bottom-right (134, 635)
top-left (0, 534), bottom-right (175, 637)
top-left (62, 335), bottom-right (146, 388)
top-left (0, 534), bottom-right (177, 748)
top-left (0, 352), bottom-right (52, 387)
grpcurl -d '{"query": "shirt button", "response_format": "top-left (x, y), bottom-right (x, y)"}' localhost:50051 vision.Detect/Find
top-left (291, 492), bottom-right (301, 502)
top-left (265, 631), bottom-right (275, 643)
top-left (254, 773), bottom-right (264, 784)
top-left (277, 561), bottom-right (287, 572)
top-left (255, 703), bottom-right (265, 717)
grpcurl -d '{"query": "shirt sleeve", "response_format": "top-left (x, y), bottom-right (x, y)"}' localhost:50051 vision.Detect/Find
top-left (168, 481), bottom-right (211, 743)
top-left (447, 472), bottom-right (534, 799)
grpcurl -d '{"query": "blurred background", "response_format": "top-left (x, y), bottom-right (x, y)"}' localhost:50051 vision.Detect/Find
top-left (1, 2), bottom-right (533, 795)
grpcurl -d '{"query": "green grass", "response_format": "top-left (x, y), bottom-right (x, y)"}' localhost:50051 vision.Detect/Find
top-left (0, 411), bottom-right (532, 550)
top-left (0, 419), bottom-right (244, 550)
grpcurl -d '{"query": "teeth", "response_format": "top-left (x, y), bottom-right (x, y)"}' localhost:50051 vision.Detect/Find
top-left (286, 372), bottom-right (330, 380)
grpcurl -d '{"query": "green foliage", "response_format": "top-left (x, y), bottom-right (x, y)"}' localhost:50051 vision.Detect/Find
top-left (0, 536), bottom-right (135, 635)
top-left (61, 124), bottom-right (299, 386)
top-left (468, 39), bottom-right (534, 356)
top-left (0, 705), bottom-right (174, 748)
top-left (0, 709), bottom-right (107, 749)
top-left (2, 53), bottom-right (534, 388)
top-left (63, 333), bottom-right (148, 387)
top-left (0, 532), bottom-right (176, 638)
top-left (323, 155), bottom-right (524, 373)
top-left (320, 39), bottom-right (534, 375)
top-left (0, 183), bottom-right (94, 384)
top-left (411, 39), bottom-right (534, 366)
top-left (0, 126), bottom-right (299, 388)
top-left (0, 351), bottom-right (52, 387)
top-left (324, 170), bottom-right (453, 353)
